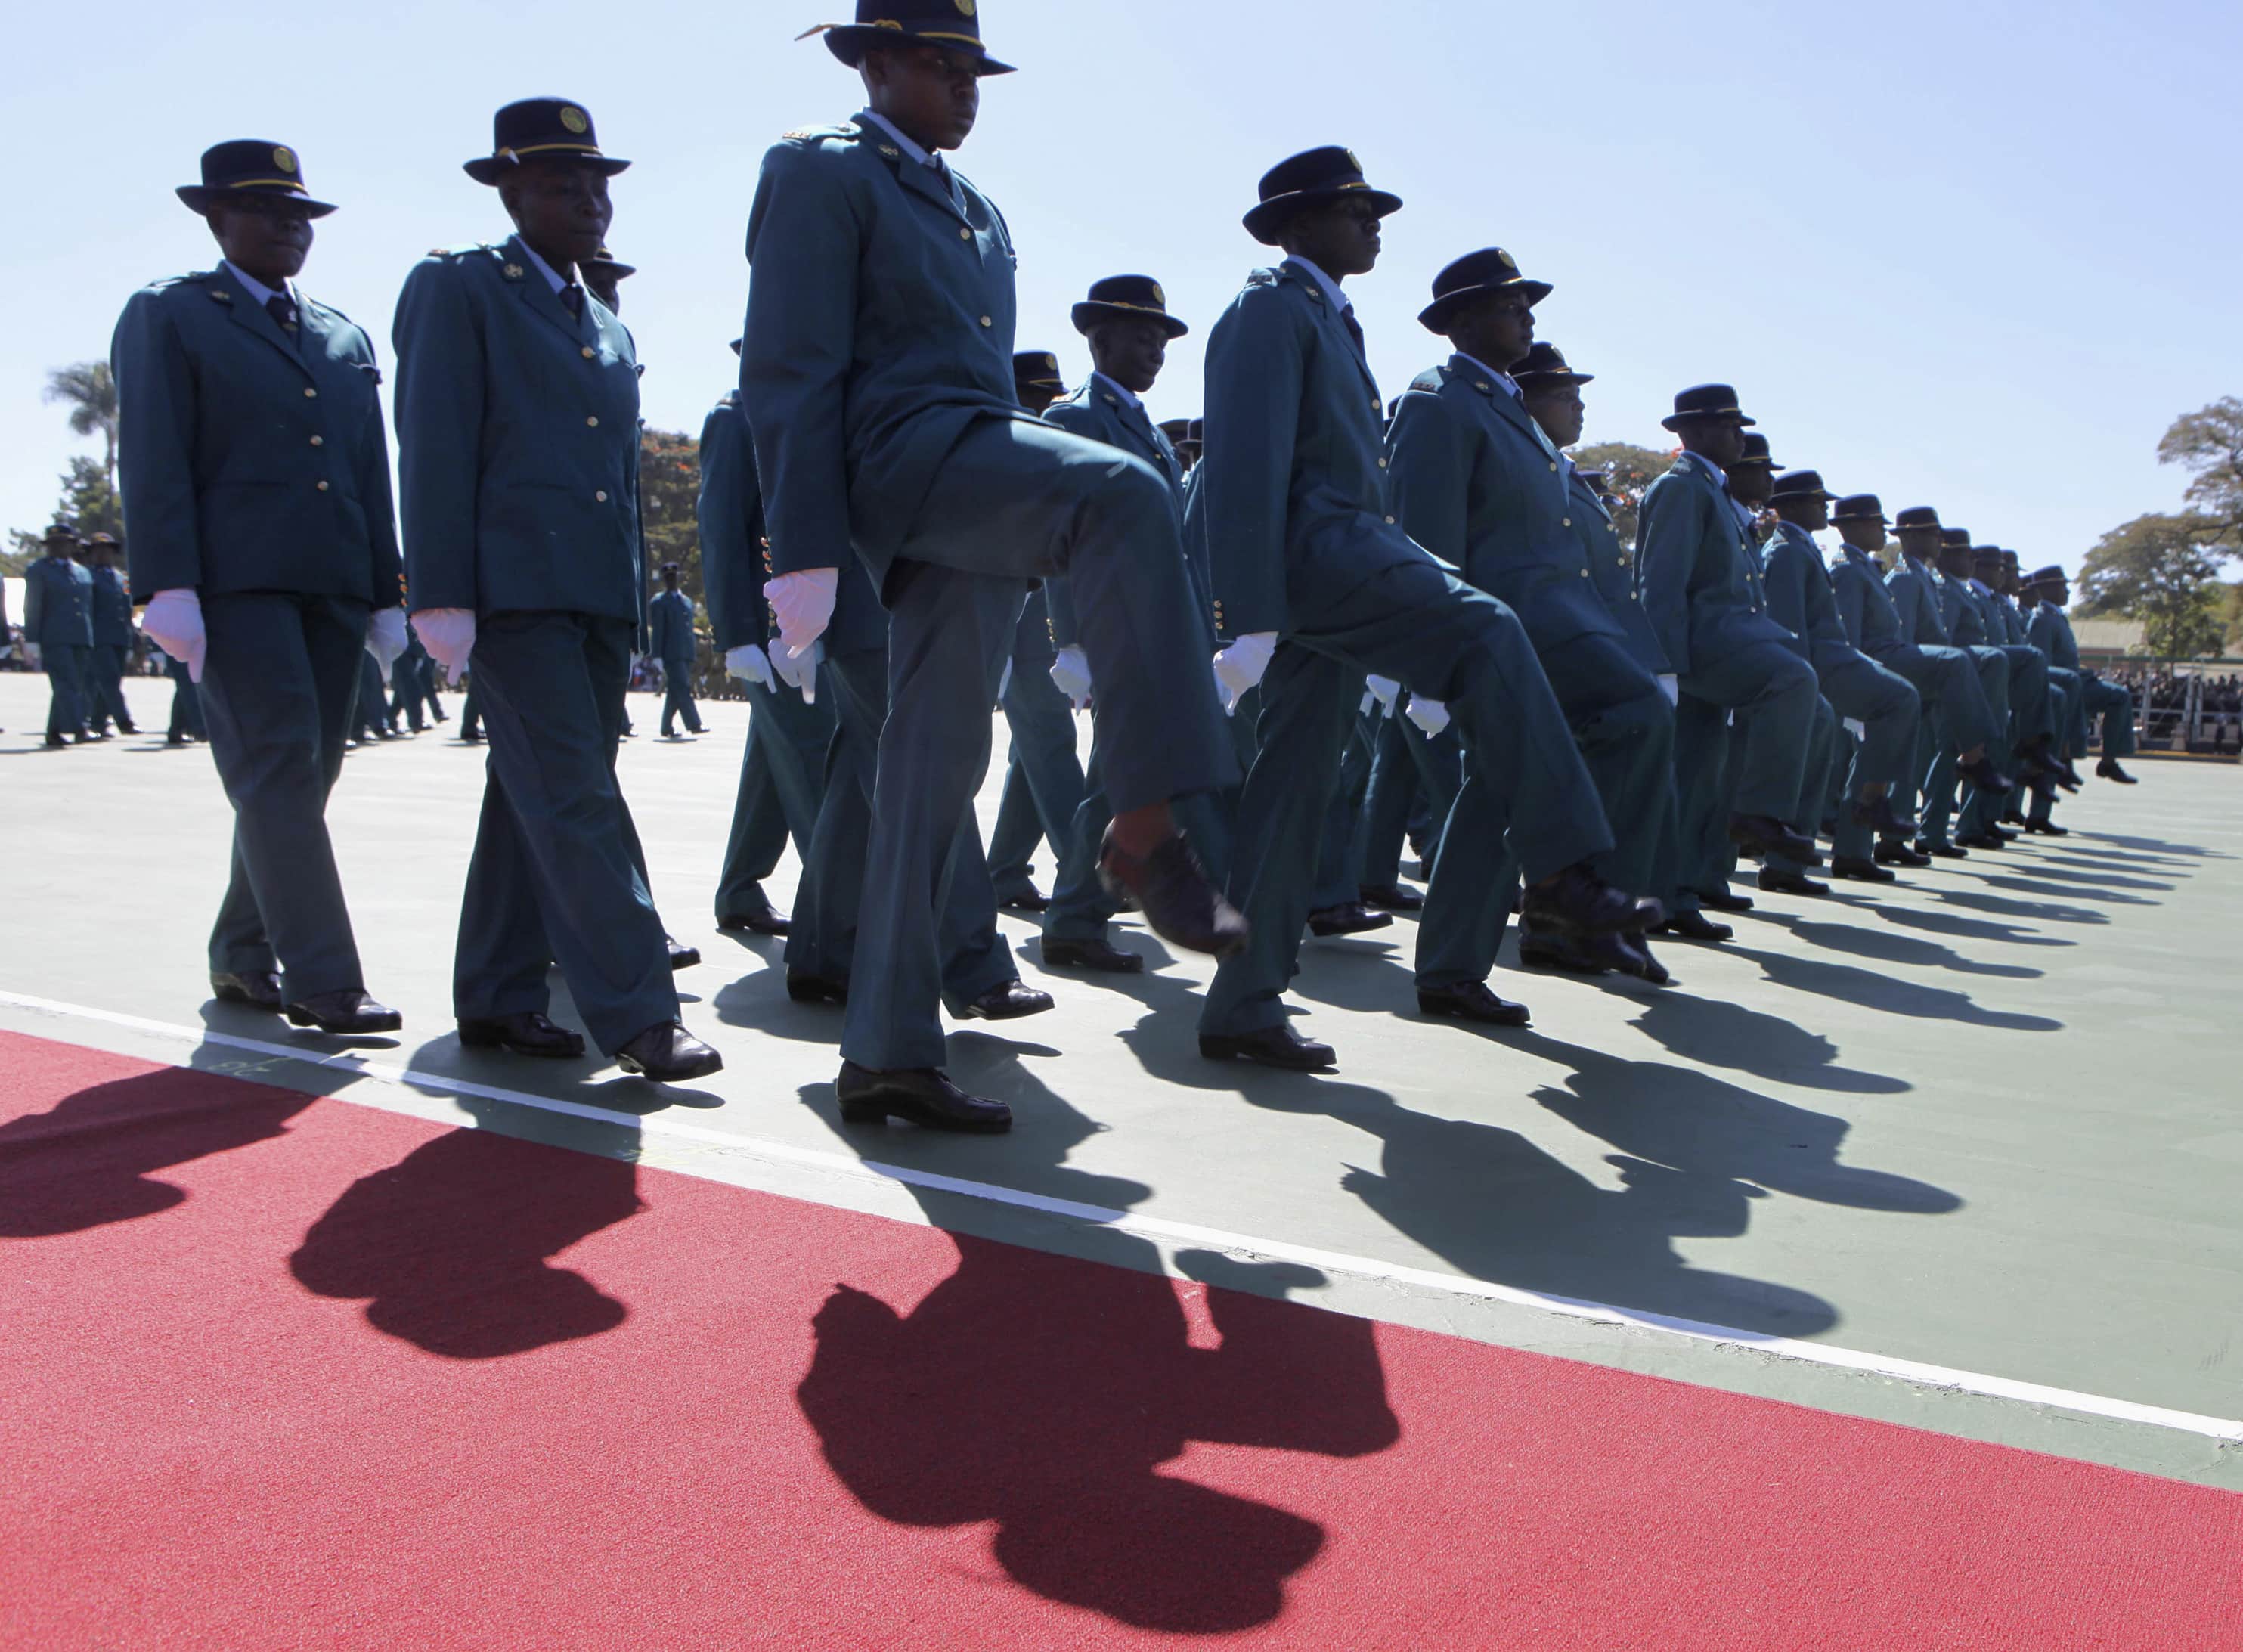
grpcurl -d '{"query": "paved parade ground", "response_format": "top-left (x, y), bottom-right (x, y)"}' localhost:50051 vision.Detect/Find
top-left (4, 673), bottom-right (2241, 1646)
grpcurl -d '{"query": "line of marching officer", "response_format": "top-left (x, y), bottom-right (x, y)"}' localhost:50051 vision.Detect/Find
top-left (106, 0), bottom-right (2140, 1130)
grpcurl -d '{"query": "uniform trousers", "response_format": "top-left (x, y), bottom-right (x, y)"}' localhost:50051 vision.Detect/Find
top-left (1670, 637), bottom-right (1819, 909)
top-left (1780, 650), bottom-right (1920, 867)
top-left (88, 643), bottom-right (132, 733)
top-left (1359, 709), bottom-right (1429, 888)
top-left (845, 417), bottom-right (1235, 1072)
top-left (1922, 648), bottom-right (2010, 845)
top-left (1204, 552), bottom-right (1613, 1034)
top-left (454, 611), bottom-right (677, 1055)
top-left (2081, 676), bottom-right (2137, 757)
top-left (658, 657), bottom-right (705, 736)
top-left (197, 593), bottom-right (369, 1002)
top-left (987, 592), bottom-right (1086, 901)
top-left (715, 679), bottom-right (832, 925)
top-left (1309, 693), bottom-right (1380, 912)
top-left (43, 643), bottom-right (91, 739)
top-left (166, 656), bottom-right (205, 741)
top-left (1765, 696), bottom-right (1839, 880)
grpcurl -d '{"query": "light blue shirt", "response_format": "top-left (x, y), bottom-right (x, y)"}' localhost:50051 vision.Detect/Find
top-left (859, 109), bottom-right (936, 169)
top-left (1284, 255), bottom-right (1352, 318)
top-left (223, 261), bottom-right (298, 311)
top-left (1090, 370), bottom-right (1143, 411)
top-left (1456, 352), bottom-right (1521, 398)
top-left (516, 241), bottom-right (572, 296)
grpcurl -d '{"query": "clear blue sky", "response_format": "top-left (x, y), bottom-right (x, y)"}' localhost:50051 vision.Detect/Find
top-left (8, 0), bottom-right (2239, 572)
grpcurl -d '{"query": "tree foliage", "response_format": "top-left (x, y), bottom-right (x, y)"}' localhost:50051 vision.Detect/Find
top-left (1573, 439), bottom-right (1674, 550)
top-left (44, 361), bottom-right (119, 486)
top-left (2075, 511), bottom-right (2229, 659)
top-left (2158, 398), bottom-right (2243, 543)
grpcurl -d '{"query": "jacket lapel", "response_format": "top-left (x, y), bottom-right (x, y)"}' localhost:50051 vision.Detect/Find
top-left (217, 265), bottom-right (314, 377)
top-left (1284, 263), bottom-right (1381, 405)
top-left (504, 235), bottom-right (593, 348)
top-left (862, 122), bottom-right (972, 228)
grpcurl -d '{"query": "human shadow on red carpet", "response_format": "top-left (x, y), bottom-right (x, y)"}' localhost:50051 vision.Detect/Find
top-left (289, 1106), bottom-right (642, 1359)
top-left (0, 1065), bottom-right (317, 1238)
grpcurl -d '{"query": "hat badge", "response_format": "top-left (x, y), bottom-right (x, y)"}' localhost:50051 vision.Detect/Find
top-left (273, 145), bottom-right (298, 175)
top-left (1344, 149), bottom-right (1362, 172)
top-left (1150, 283), bottom-right (1166, 307)
top-left (1496, 251), bottom-right (1515, 271)
top-left (559, 106), bottom-right (590, 135)
top-left (956, 0), bottom-right (976, 12)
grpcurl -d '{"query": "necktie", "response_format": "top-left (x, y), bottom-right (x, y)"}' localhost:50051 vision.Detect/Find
top-left (1340, 305), bottom-right (1366, 356)
top-left (558, 283), bottom-right (585, 319)
top-left (265, 293), bottom-right (298, 333)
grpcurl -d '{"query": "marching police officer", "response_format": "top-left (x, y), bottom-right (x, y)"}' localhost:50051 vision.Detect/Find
top-left (394, 98), bottom-right (718, 1080)
top-left (82, 533), bottom-right (140, 737)
top-left (23, 525), bottom-right (95, 747)
top-left (1885, 509), bottom-right (2015, 852)
top-left (649, 562), bottom-right (705, 737)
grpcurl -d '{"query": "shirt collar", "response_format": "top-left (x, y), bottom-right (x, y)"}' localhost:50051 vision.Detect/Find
top-left (1090, 370), bottom-right (1144, 412)
top-left (224, 261), bottom-right (296, 310)
top-left (1682, 449), bottom-right (1727, 488)
top-left (1284, 256), bottom-right (1351, 315)
top-left (1455, 353), bottom-right (1521, 398)
top-left (1775, 519), bottom-right (1818, 548)
top-left (860, 109), bottom-right (938, 169)
top-left (515, 240), bottom-right (572, 296)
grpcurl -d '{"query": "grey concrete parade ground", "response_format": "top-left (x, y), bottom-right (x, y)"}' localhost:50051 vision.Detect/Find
top-left (4, 671), bottom-right (2239, 1489)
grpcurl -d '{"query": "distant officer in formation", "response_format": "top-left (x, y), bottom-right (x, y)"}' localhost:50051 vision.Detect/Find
top-left (82, 533), bottom-right (140, 737)
top-left (23, 525), bottom-right (95, 746)
top-left (113, 141), bottom-right (406, 1033)
top-left (649, 562), bottom-right (706, 737)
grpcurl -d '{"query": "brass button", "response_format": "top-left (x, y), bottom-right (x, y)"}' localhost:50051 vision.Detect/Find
top-left (1377, 457), bottom-right (1388, 469)
top-left (581, 346), bottom-right (596, 359)
top-left (304, 387), bottom-right (318, 398)
top-left (315, 480), bottom-right (329, 491)
top-left (596, 490), bottom-right (609, 503)
top-left (309, 435), bottom-right (324, 447)
top-left (1385, 515), bottom-right (1396, 524)
top-left (979, 315), bottom-right (993, 327)
top-left (1561, 517), bottom-right (1571, 528)
top-left (1547, 461), bottom-right (1558, 472)
top-left (1579, 569), bottom-right (1588, 578)
top-left (959, 228), bottom-right (972, 240)
top-left (586, 416), bottom-right (599, 427)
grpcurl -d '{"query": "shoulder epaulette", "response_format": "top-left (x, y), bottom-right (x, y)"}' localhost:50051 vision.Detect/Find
top-left (716, 389), bottom-right (739, 409)
top-left (1408, 367), bottom-right (1445, 395)
top-left (1245, 267), bottom-right (1281, 289)
top-left (781, 121), bottom-right (860, 144)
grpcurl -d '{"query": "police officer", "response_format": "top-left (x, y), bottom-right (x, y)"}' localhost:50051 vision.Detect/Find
top-left (22, 525), bottom-right (94, 747)
top-left (649, 562), bottom-right (705, 737)
top-left (1199, 150), bottom-right (1656, 1066)
top-left (2027, 566), bottom-right (2136, 817)
top-left (745, 5), bottom-right (1243, 1130)
top-left (580, 246), bottom-right (634, 315)
top-left (1884, 509), bottom-right (2015, 852)
top-left (113, 141), bottom-right (407, 1031)
top-left (394, 98), bottom-right (718, 1080)
top-left (82, 533), bottom-right (140, 737)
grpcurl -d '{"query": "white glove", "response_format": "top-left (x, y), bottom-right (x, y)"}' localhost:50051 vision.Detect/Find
top-left (726, 643), bottom-right (776, 692)
top-left (772, 637), bottom-right (822, 705)
top-left (142, 588), bottom-right (207, 683)
top-left (1405, 694), bottom-right (1451, 738)
top-left (1212, 631), bottom-right (1278, 715)
top-left (767, 566), bottom-right (839, 659)
top-left (1842, 717), bottom-right (1866, 739)
top-left (1365, 674), bottom-right (1401, 712)
top-left (1657, 673), bottom-right (1679, 707)
top-left (1049, 643), bottom-right (1092, 709)
top-left (366, 606), bottom-right (409, 685)
top-left (410, 608), bottom-right (477, 685)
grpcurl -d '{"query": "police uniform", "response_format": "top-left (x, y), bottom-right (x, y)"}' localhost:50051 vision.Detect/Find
top-left (112, 142), bottom-right (404, 1024)
top-left (1880, 514), bottom-right (2007, 847)
top-left (394, 101), bottom-right (702, 1071)
top-left (84, 537), bottom-right (139, 736)
top-left (22, 532), bottom-right (94, 745)
top-left (743, 18), bottom-right (1233, 1102)
top-left (649, 575), bottom-right (705, 736)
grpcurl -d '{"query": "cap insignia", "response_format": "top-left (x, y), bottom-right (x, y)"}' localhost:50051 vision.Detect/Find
top-left (274, 146), bottom-right (298, 174)
top-left (559, 106), bottom-right (590, 135)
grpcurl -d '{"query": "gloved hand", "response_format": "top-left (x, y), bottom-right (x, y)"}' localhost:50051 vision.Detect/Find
top-left (1049, 644), bottom-right (1092, 709)
top-left (1365, 674), bottom-right (1401, 713)
top-left (726, 643), bottom-right (776, 693)
top-left (1405, 694), bottom-right (1451, 738)
top-left (365, 606), bottom-right (409, 685)
top-left (767, 567), bottom-right (839, 661)
top-left (772, 637), bottom-right (823, 705)
top-left (1842, 716), bottom-right (1867, 739)
top-left (142, 588), bottom-right (207, 683)
top-left (1212, 631), bottom-right (1278, 716)
top-left (1656, 674), bottom-right (1679, 707)
top-left (410, 607), bottom-right (477, 685)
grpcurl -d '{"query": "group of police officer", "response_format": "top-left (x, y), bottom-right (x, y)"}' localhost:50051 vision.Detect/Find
top-left (93, 0), bottom-right (2142, 1133)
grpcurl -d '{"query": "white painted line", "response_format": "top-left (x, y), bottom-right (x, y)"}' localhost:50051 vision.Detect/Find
top-left (6, 987), bottom-right (2240, 1444)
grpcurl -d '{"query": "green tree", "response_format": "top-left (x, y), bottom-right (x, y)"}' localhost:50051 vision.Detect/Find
top-left (2220, 581), bottom-right (2243, 652)
top-left (637, 426), bottom-right (711, 678)
top-left (1572, 439), bottom-right (1672, 550)
top-left (43, 361), bottom-right (119, 488)
top-left (57, 457), bottom-right (122, 539)
top-left (2076, 512), bottom-right (2229, 659)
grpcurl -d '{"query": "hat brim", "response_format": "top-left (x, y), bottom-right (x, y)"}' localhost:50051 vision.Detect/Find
top-left (177, 184), bottom-right (337, 219)
top-left (821, 26), bottom-right (1015, 74)
top-left (584, 259), bottom-right (637, 279)
top-left (1243, 184), bottom-right (1404, 246)
top-left (1015, 375), bottom-right (1064, 390)
top-left (1070, 300), bottom-right (1189, 339)
top-left (1415, 277), bottom-right (1554, 333)
top-left (1774, 486), bottom-right (1836, 501)
top-left (1515, 369), bottom-right (1594, 390)
top-left (1660, 408), bottom-right (1757, 431)
top-left (463, 153), bottom-right (632, 186)
top-left (1830, 510), bottom-right (1889, 524)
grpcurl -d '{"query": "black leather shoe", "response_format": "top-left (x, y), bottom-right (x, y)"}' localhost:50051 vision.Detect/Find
top-left (1759, 868), bottom-right (1832, 897)
top-left (1098, 829), bottom-right (1248, 958)
top-left (1308, 901), bottom-right (1393, 938)
top-left (1042, 936), bottom-right (1145, 974)
top-left (1730, 813), bottom-right (1822, 866)
top-left (1616, 932), bottom-right (1672, 987)
top-left (1359, 882), bottom-right (1425, 913)
top-left (1518, 925), bottom-right (1606, 975)
top-left (666, 936), bottom-right (701, 972)
top-left (1917, 838), bottom-right (1970, 860)
top-left (996, 886), bottom-right (1052, 913)
top-left (1199, 1023), bottom-right (1337, 1071)
top-left (43, 733), bottom-right (68, 749)
top-left (717, 910), bottom-right (792, 937)
top-left (786, 970), bottom-right (849, 1006)
top-left (2024, 818), bottom-right (2070, 837)
top-left (1696, 885), bottom-right (1754, 913)
top-left (458, 1012), bottom-right (586, 1060)
top-left (1955, 832), bottom-right (2006, 851)
top-left (2097, 758), bottom-right (2137, 784)
top-left (1521, 864), bottom-right (1663, 938)
top-left (1833, 855), bottom-right (1897, 883)
top-left (1876, 839), bottom-right (1933, 867)
top-left (1417, 981), bottom-right (1532, 1025)
top-left (1852, 795), bottom-right (1920, 839)
top-left (616, 1021), bottom-right (723, 1082)
top-left (960, 980), bottom-right (1055, 1021)
top-left (210, 970), bottom-right (283, 1011)
top-left (284, 990), bottom-right (404, 1035)
top-left (837, 1062), bottom-right (1012, 1133)
top-left (1960, 755), bottom-right (2016, 794)
top-left (1987, 823), bottom-right (2020, 842)
top-left (1659, 910), bottom-right (1733, 943)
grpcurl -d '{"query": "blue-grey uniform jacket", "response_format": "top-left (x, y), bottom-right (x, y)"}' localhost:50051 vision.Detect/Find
top-left (112, 265), bottom-right (400, 605)
top-left (1760, 522), bottom-right (1852, 665)
top-left (1885, 556), bottom-right (1951, 646)
top-left (740, 113), bottom-right (1023, 590)
top-left (1831, 546), bottom-right (1907, 652)
top-left (1937, 570), bottom-right (1991, 645)
top-left (1634, 451), bottom-right (1789, 676)
top-left (90, 564), bottom-right (135, 648)
top-left (649, 588), bottom-right (698, 665)
top-left (1572, 469), bottom-right (1668, 673)
top-left (1042, 377), bottom-right (1187, 648)
top-left (2028, 603), bottom-right (2082, 670)
top-left (698, 391), bottom-right (771, 655)
top-left (392, 236), bottom-right (643, 622)
top-left (1200, 260), bottom-right (1409, 639)
top-left (22, 556), bottom-right (94, 649)
top-left (1386, 357), bottom-right (1625, 654)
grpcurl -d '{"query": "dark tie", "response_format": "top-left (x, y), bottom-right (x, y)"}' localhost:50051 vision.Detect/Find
top-left (558, 283), bottom-right (585, 319)
top-left (933, 155), bottom-right (963, 210)
top-left (265, 293), bottom-right (298, 333)
top-left (1340, 305), bottom-right (1366, 356)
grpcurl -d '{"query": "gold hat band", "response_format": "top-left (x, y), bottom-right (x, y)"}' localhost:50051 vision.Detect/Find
top-left (494, 141), bottom-right (603, 161)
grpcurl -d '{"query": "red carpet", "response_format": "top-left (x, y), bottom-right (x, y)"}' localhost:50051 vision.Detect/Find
top-left (1, 1030), bottom-right (2237, 1649)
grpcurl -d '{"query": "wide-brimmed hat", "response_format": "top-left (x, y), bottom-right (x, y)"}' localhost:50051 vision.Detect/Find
top-left (177, 140), bottom-right (336, 219)
top-left (1013, 349), bottom-right (1063, 389)
top-left (42, 522), bottom-right (79, 546)
top-left (1511, 340), bottom-right (1591, 389)
top-left (799, 0), bottom-right (1015, 73)
top-left (1731, 432), bottom-right (1784, 473)
top-left (1831, 494), bottom-right (1888, 524)
top-left (1418, 247), bottom-right (1551, 333)
top-left (2028, 564), bottom-right (2068, 586)
top-left (1071, 274), bottom-right (1188, 339)
top-left (1971, 541), bottom-right (2004, 561)
top-left (1770, 470), bottom-right (1835, 502)
top-left (84, 531), bottom-right (121, 552)
top-left (1661, 383), bottom-right (1755, 431)
top-left (582, 246), bottom-right (636, 280)
top-left (1892, 507), bottom-right (1943, 535)
top-left (1938, 528), bottom-right (1973, 553)
top-left (1244, 146), bottom-right (1402, 245)
top-left (1158, 417), bottom-right (1193, 444)
top-left (465, 98), bottom-right (631, 186)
